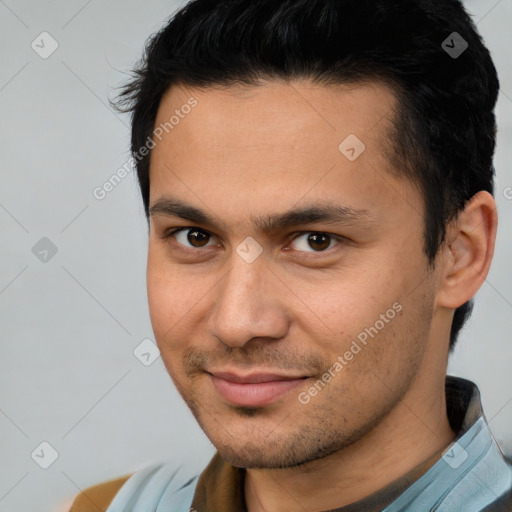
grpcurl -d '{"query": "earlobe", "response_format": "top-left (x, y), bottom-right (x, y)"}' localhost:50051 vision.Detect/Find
top-left (436, 191), bottom-right (498, 309)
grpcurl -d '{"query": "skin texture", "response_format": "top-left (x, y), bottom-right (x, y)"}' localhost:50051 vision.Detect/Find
top-left (146, 80), bottom-right (497, 512)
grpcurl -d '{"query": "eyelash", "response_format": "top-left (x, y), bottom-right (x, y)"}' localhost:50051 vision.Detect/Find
top-left (160, 227), bottom-right (344, 255)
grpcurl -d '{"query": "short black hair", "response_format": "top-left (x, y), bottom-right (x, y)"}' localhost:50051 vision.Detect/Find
top-left (114, 0), bottom-right (499, 352)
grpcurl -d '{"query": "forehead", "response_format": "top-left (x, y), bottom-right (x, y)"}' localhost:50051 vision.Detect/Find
top-left (154, 79), bottom-right (397, 153)
top-left (149, 79), bottom-right (421, 231)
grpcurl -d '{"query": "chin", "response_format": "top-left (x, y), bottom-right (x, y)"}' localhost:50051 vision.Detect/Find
top-left (212, 427), bottom-right (350, 469)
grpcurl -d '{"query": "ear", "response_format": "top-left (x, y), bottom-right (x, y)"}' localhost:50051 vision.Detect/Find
top-left (436, 191), bottom-right (498, 309)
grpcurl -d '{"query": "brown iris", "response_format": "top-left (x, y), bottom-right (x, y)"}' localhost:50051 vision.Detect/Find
top-left (307, 233), bottom-right (331, 251)
top-left (187, 229), bottom-right (210, 247)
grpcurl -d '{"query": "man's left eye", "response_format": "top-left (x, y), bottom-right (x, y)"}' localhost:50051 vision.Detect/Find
top-left (289, 232), bottom-right (341, 252)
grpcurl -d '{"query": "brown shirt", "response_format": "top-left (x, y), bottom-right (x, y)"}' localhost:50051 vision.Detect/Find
top-left (69, 376), bottom-right (509, 511)
top-left (69, 474), bottom-right (132, 512)
top-left (69, 446), bottom-right (446, 512)
top-left (70, 431), bottom-right (451, 512)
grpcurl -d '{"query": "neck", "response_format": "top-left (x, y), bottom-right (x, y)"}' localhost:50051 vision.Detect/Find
top-left (244, 375), bottom-right (455, 512)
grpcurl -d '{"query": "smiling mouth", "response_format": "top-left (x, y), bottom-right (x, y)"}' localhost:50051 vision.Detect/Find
top-left (207, 370), bottom-right (309, 407)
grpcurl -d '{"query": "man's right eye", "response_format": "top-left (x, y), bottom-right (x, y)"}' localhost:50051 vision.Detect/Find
top-left (163, 227), bottom-right (217, 249)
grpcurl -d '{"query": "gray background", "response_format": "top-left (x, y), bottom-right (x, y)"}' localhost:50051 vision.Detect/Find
top-left (0, 1), bottom-right (510, 511)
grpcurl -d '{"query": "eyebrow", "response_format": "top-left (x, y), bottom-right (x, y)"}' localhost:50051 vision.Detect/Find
top-left (149, 197), bottom-right (376, 234)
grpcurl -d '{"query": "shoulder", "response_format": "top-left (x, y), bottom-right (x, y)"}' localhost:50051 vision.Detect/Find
top-left (67, 461), bottom-right (200, 512)
top-left (69, 474), bottom-right (133, 512)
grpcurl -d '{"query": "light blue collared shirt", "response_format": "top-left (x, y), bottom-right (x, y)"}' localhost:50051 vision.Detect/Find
top-left (106, 376), bottom-right (512, 511)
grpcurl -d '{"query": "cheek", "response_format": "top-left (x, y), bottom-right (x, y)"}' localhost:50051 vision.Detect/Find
top-left (297, 262), bottom-right (422, 366)
top-left (146, 268), bottom-right (188, 380)
top-left (146, 246), bottom-right (213, 351)
top-left (146, 249), bottom-right (187, 345)
top-left (292, 266), bottom-right (399, 336)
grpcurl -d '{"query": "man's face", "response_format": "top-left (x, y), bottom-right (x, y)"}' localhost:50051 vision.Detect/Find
top-left (147, 80), bottom-right (440, 468)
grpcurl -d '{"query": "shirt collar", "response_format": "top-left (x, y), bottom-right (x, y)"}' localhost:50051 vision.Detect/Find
top-left (190, 375), bottom-right (510, 512)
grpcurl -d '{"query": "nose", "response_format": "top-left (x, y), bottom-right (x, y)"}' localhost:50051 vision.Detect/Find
top-left (207, 254), bottom-right (290, 348)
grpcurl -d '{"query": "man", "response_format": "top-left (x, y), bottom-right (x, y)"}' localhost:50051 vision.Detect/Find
top-left (70, 0), bottom-right (512, 510)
